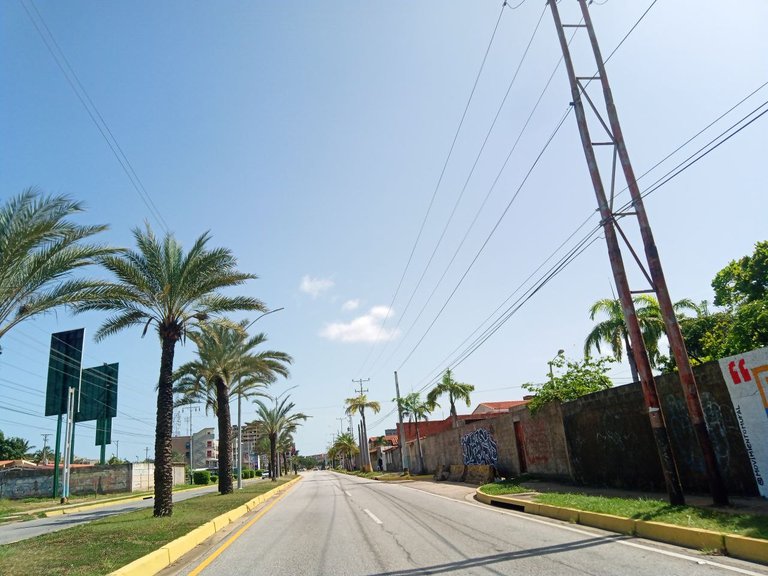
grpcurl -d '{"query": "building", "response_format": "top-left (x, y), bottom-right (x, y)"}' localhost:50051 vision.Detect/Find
top-left (171, 428), bottom-right (219, 470)
top-left (472, 401), bottom-right (529, 415)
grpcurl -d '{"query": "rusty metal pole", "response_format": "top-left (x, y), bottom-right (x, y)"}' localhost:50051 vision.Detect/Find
top-left (577, 0), bottom-right (728, 505)
top-left (548, 0), bottom-right (684, 504)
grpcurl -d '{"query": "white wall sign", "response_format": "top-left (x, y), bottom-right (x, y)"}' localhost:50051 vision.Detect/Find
top-left (719, 347), bottom-right (768, 498)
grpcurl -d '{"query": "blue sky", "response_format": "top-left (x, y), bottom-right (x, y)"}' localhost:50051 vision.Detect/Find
top-left (1, 0), bottom-right (766, 460)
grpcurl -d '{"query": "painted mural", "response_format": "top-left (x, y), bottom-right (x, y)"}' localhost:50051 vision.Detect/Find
top-left (461, 428), bottom-right (498, 465)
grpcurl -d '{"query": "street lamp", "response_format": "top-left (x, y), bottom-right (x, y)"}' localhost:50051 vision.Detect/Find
top-left (237, 307), bottom-right (285, 490)
top-left (548, 349), bottom-right (565, 379)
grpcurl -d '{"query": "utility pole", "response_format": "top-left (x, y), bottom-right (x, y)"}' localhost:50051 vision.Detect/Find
top-left (547, 0), bottom-right (728, 505)
top-left (115, 440), bottom-right (119, 460)
top-left (393, 372), bottom-right (409, 473)
top-left (352, 378), bottom-right (371, 470)
top-left (41, 434), bottom-right (51, 465)
top-left (336, 417), bottom-right (345, 436)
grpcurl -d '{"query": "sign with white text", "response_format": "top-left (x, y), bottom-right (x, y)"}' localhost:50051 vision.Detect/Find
top-left (719, 347), bottom-right (768, 498)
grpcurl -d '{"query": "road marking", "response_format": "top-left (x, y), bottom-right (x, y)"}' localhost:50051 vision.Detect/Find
top-left (345, 491), bottom-right (352, 497)
top-left (393, 484), bottom-right (765, 576)
top-left (364, 508), bottom-right (383, 525)
top-left (187, 485), bottom-right (296, 576)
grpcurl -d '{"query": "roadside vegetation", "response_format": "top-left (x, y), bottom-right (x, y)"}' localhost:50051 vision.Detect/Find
top-left (0, 479), bottom-right (289, 576)
top-left (479, 480), bottom-right (768, 540)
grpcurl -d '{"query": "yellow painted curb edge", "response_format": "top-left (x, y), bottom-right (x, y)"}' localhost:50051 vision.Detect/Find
top-left (474, 489), bottom-right (766, 561)
top-left (109, 476), bottom-right (301, 576)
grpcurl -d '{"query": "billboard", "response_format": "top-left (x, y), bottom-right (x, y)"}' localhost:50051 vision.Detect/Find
top-left (44, 329), bottom-right (85, 416)
top-left (719, 347), bottom-right (768, 498)
top-left (75, 363), bottom-right (119, 423)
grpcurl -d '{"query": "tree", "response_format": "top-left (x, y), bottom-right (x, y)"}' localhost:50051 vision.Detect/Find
top-left (426, 368), bottom-right (474, 428)
top-left (75, 225), bottom-right (264, 516)
top-left (329, 432), bottom-right (359, 470)
top-left (710, 240), bottom-right (768, 355)
top-left (395, 392), bottom-right (434, 474)
top-left (251, 395), bottom-right (307, 481)
top-left (0, 431), bottom-right (33, 460)
top-left (173, 321), bottom-right (291, 494)
top-left (0, 189), bottom-right (114, 345)
top-left (522, 355), bottom-right (615, 414)
top-left (584, 295), bottom-right (699, 382)
top-left (344, 394), bottom-right (380, 471)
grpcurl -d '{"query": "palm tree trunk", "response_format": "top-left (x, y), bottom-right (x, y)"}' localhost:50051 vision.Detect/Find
top-left (449, 394), bottom-right (457, 429)
top-left (360, 409), bottom-right (369, 471)
top-left (624, 335), bottom-right (640, 383)
top-left (154, 335), bottom-right (177, 517)
top-left (269, 434), bottom-right (277, 481)
top-left (414, 419), bottom-right (424, 474)
top-left (216, 378), bottom-right (233, 494)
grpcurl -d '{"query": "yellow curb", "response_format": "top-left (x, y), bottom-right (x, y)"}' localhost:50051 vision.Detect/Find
top-left (634, 520), bottom-right (724, 551)
top-left (474, 492), bottom-right (492, 505)
top-left (44, 495), bottom-right (152, 517)
top-left (110, 549), bottom-right (170, 576)
top-left (724, 534), bottom-right (768, 564)
top-left (577, 511), bottom-right (634, 535)
top-left (109, 477), bottom-right (301, 576)
top-left (537, 503), bottom-right (579, 523)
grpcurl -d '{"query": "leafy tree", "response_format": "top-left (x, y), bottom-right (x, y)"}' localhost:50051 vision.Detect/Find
top-left (426, 368), bottom-right (473, 428)
top-left (0, 189), bottom-right (114, 345)
top-left (0, 431), bottom-right (33, 460)
top-left (344, 394), bottom-right (380, 471)
top-left (395, 392), bottom-right (433, 473)
top-left (584, 295), bottom-right (699, 381)
top-left (251, 395), bottom-right (307, 481)
top-left (522, 355), bottom-right (615, 414)
top-left (173, 321), bottom-right (291, 494)
top-left (107, 455), bottom-right (129, 465)
top-left (75, 225), bottom-right (264, 516)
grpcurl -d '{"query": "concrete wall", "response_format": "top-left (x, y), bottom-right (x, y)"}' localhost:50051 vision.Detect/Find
top-left (0, 464), bottom-right (131, 499)
top-left (418, 403), bottom-right (571, 479)
top-left (0, 463), bottom-right (188, 499)
top-left (561, 361), bottom-right (758, 495)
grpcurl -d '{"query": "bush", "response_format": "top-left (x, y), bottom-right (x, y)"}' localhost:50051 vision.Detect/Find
top-left (193, 470), bottom-right (211, 485)
top-left (255, 469), bottom-right (265, 477)
top-left (210, 474), bottom-right (218, 483)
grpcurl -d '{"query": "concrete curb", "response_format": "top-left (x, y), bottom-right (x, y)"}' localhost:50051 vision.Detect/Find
top-left (475, 490), bottom-right (768, 566)
top-left (109, 477), bottom-right (301, 576)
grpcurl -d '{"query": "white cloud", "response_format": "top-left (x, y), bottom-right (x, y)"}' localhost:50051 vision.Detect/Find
top-left (320, 306), bottom-right (400, 343)
top-left (300, 275), bottom-right (334, 298)
top-left (341, 299), bottom-right (360, 312)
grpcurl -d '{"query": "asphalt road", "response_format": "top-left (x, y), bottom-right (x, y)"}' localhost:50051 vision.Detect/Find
top-left (175, 471), bottom-right (768, 576)
top-left (0, 482), bottom-right (228, 545)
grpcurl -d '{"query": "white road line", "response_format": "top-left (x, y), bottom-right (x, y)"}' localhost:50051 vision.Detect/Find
top-left (345, 491), bottom-right (352, 497)
top-left (364, 508), bottom-right (383, 525)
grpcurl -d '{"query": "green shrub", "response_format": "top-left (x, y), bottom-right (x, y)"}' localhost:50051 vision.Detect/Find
top-left (193, 470), bottom-right (211, 485)
top-left (210, 474), bottom-right (218, 483)
top-left (255, 469), bottom-right (265, 477)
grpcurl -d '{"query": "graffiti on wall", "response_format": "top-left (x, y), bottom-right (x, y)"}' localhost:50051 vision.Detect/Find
top-left (462, 428), bottom-right (498, 465)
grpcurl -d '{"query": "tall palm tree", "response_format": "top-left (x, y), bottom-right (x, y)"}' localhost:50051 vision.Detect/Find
top-left (344, 394), bottom-right (380, 471)
top-left (0, 189), bottom-right (114, 343)
top-left (74, 225), bottom-right (264, 516)
top-left (173, 321), bottom-right (292, 494)
top-left (427, 368), bottom-right (473, 428)
top-left (396, 392), bottom-right (433, 474)
top-left (251, 395), bottom-right (307, 481)
top-left (584, 295), bottom-right (700, 382)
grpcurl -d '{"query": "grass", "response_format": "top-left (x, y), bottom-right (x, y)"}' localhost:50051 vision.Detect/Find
top-left (535, 493), bottom-right (768, 540)
top-left (0, 478), bottom-right (289, 576)
top-left (479, 480), bottom-right (768, 540)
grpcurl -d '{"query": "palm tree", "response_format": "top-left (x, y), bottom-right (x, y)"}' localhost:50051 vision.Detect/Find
top-left (251, 395), bottom-right (308, 481)
top-left (173, 321), bottom-right (292, 494)
top-left (344, 394), bottom-right (380, 471)
top-left (584, 295), bottom-right (700, 382)
top-left (329, 432), bottom-right (359, 470)
top-left (427, 368), bottom-right (474, 428)
top-left (0, 189), bottom-right (114, 344)
top-left (74, 225), bottom-right (265, 516)
top-left (396, 392), bottom-right (434, 474)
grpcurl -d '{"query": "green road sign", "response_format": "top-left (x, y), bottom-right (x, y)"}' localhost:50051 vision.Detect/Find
top-left (45, 329), bottom-right (84, 416)
top-left (76, 363), bottom-right (119, 423)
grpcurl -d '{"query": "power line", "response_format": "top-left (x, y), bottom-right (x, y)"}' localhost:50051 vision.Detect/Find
top-left (19, 0), bottom-right (170, 233)
top-left (356, 3), bottom-right (509, 374)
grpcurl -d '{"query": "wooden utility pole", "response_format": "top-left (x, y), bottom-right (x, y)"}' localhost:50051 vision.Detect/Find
top-left (547, 0), bottom-right (728, 505)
